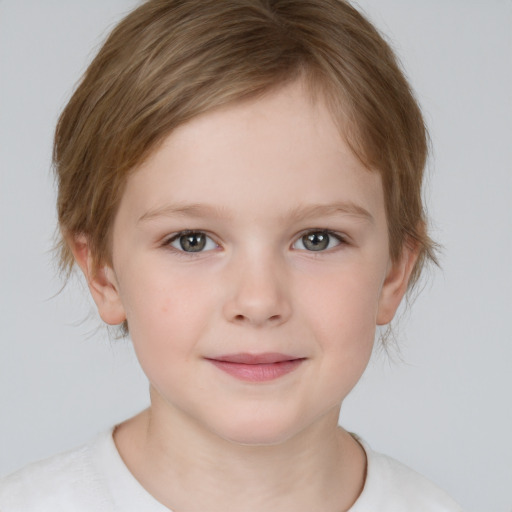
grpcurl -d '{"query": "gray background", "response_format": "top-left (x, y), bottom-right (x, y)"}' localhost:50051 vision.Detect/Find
top-left (1, 1), bottom-right (511, 510)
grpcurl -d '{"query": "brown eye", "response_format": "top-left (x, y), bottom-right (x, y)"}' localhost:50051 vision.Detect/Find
top-left (169, 231), bottom-right (217, 253)
top-left (293, 231), bottom-right (343, 252)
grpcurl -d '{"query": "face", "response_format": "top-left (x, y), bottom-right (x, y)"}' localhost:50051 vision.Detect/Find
top-left (82, 80), bottom-right (414, 446)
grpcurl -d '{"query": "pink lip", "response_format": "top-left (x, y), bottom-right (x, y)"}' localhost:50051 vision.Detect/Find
top-left (206, 353), bottom-right (305, 382)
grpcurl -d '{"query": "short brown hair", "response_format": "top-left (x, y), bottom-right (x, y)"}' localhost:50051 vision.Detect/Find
top-left (54, 0), bottom-right (436, 291)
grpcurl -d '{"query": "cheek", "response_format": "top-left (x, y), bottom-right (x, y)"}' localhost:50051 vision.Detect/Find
top-left (300, 260), bottom-right (384, 337)
top-left (117, 263), bottom-right (216, 363)
top-left (297, 261), bottom-right (384, 386)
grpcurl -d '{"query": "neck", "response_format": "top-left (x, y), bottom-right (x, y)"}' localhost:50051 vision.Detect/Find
top-left (114, 397), bottom-right (366, 512)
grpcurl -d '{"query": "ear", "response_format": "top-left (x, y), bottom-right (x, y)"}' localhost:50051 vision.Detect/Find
top-left (376, 242), bottom-right (419, 325)
top-left (69, 235), bottom-right (126, 326)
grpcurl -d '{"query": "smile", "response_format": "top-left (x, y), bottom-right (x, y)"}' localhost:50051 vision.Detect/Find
top-left (206, 353), bottom-right (305, 382)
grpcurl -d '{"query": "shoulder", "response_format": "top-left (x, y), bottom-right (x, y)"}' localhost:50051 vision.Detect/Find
top-left (0, 431), bottom-right (113, 512)
top-left (350, 437), bottom-right (463, 512)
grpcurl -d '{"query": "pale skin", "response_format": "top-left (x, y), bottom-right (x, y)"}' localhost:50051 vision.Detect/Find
top-left (71, 79), bottom-right (418, 512)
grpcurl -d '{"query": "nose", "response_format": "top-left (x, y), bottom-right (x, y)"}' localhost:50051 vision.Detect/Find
top-left (222, 250), bottom-right (292, 327)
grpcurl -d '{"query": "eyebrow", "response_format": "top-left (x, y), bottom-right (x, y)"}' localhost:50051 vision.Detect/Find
top-left (138, 201), bottom-right (374, 224)
top-left (285, 202), bottom-right (374, 224)
top-left (139, 203), bottom-right (233, 222)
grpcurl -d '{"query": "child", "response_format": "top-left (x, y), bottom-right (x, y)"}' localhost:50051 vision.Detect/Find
top-left (0, 0), bottom-right (462, 510)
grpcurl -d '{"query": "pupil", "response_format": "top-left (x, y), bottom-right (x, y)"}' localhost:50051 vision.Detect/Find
top-left (304, 232), bottom-right (329, 251)
top-left (180, 233), bottom-right (206, 252)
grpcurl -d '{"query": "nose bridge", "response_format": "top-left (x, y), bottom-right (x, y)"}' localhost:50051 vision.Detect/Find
top-left (223, 243), bottom-right (291, 327)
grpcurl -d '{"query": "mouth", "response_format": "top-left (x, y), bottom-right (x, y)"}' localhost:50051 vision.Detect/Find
top-left (205, 353), bottom-right (306, 382)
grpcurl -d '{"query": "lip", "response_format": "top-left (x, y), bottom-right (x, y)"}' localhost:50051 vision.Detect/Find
top-left (206, 353), bottom-right (305, 382)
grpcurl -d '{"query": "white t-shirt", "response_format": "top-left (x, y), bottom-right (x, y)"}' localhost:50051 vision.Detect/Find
top-left (0, 428), bottom-right (462, 511)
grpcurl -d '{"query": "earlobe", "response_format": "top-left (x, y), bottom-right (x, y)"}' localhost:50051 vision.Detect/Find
top-left (376, 243), bottom-right (419, 325)
top-left (69, 235), bottom-right (127, 326)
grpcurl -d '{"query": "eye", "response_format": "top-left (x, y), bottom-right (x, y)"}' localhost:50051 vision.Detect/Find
top-left (167, 231), bottom-right (218, 253)
top-left (293, 230), bottom-right (344, 252)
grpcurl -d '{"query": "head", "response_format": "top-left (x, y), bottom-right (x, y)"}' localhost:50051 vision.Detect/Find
top-left (54, 0), bottom-right (437, 445)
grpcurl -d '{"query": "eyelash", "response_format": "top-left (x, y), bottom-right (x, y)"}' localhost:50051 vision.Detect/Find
top-left (162, 229), bottom-right (348, 257)
top-left (163, 230), bottom-right (218, 257)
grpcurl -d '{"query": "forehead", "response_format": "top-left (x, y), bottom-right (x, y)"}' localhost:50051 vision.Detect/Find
top-left (118, 80), bottom-right (385, 228)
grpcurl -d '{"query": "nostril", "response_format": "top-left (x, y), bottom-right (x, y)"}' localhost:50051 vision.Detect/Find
top-left (233, 313), bottom-right (281, 323)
